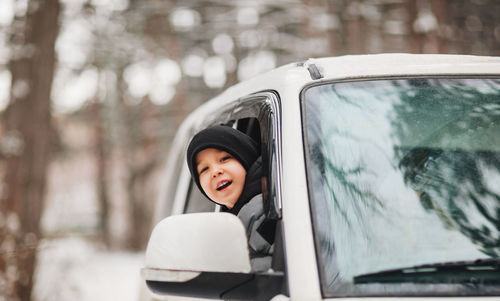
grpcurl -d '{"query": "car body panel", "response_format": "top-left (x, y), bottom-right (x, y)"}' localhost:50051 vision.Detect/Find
top-left (146, 54), bottom-right (500, 301)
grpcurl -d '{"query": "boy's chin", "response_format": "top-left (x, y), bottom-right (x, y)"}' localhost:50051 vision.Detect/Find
top-left (221, 202), bottom-right (234, 209)
top-left (217, 199), bottom-right (236, 209)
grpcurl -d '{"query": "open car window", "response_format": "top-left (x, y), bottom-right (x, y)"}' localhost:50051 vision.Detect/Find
top-left (183, 117), bottom-right (261, 214)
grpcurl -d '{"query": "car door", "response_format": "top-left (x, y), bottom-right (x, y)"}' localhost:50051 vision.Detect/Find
top-left (143, 91), bottom-right (287, 300)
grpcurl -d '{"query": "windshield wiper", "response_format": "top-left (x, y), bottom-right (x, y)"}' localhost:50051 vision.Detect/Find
top-left (354, 258), bottom-right (500, 284)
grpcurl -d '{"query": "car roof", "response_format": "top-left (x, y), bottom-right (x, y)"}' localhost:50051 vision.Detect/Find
top-left (183, 53), bottom-right (500, 129)
top-left (310, 53), bottom-right (500, 80)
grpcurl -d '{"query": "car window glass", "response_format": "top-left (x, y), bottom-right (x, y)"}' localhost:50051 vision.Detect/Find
top-left (303, 77), bottom-right (500, 297)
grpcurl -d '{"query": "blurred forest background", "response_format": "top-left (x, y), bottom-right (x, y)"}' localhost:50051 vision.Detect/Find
top-left (0, 0), bottom-right (499, 300)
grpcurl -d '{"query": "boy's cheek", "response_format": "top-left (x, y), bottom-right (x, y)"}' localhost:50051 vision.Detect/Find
top-left (199, 177), bottom-right (211, 194)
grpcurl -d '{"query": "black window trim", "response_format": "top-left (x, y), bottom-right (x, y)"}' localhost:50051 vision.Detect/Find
top-left (183, 91), bottom-right (283, 219)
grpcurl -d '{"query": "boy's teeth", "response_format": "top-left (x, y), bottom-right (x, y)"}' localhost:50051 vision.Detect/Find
top-left (216, 180), bottom-right (231, 191)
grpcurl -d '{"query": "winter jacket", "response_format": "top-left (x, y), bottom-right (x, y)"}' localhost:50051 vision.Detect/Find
top-left (226, 157), bottom-right (274, 271)
top-left (237, 193), bottom-right (274, 271)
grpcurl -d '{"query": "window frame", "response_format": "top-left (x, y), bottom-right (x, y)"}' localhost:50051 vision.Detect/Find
top-left (181, 91), bottom-right (283, 219)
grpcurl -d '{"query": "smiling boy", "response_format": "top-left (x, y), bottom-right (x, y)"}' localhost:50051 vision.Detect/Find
top-left (195, 148), bottom-right (247, 209)
top-left (186, 125), bottom-right (273, 270)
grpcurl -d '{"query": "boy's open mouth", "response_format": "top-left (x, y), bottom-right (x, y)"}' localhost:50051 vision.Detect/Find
top-left (216, 180), bottom-right (232, 191)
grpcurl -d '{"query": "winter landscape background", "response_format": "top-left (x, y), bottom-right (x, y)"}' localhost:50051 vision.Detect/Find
top-left (0, 0), bottom-right (499, 300)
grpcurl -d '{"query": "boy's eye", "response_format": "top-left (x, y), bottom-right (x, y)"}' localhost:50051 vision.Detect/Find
top-left (221, 156), bottom-right (231, 162)
top-left (198, 167), bottom-right (208, 174)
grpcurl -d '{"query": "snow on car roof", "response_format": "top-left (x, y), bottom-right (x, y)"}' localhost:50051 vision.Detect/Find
top-left (309, 53), bottom-right (500, 80)
top-left (212, 53), bottom-right (500, 103)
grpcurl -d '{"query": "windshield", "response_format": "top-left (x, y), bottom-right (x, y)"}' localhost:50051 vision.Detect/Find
top-left (302, 78), bottom-right (500, 297)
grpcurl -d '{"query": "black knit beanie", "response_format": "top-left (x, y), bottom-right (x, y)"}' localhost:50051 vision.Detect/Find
top-left (186, 125), bottom-right (259, 201)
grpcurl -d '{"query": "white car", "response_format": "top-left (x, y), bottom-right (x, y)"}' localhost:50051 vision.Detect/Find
top-left (142, 54), bottom-right (500, 301)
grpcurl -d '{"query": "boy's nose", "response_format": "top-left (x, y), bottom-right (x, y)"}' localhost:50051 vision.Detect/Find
top-left (212, 167), bottom-right (223, 177)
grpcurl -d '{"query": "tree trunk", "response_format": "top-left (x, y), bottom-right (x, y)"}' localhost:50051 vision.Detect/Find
top-left (0, 0), bottom-right (60, 300)
top-left (431, 0), bottom-right (448, 53)
top-left (92, 99), bottom-right (111, 246)
top-left (406, 0), bottom-right (423, 53)
top-left (343, 1), bottom-right (367, 55)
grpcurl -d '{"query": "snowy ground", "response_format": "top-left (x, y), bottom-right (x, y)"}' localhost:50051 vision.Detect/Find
top-left (30, 142), bottom-right (150, 301)
top-left (33, 237), bottom-right (144, 301)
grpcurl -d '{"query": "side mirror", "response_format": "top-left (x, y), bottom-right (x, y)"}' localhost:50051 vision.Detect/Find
top-left (142, 212), bottom-right (284, 300)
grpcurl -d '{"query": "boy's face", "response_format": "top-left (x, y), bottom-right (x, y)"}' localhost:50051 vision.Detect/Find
top-left (196, 148), bottom-right (247, 209)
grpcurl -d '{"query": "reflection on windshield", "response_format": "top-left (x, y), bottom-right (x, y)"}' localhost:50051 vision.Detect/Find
top-left (303, 78), bottom-right (500, 297)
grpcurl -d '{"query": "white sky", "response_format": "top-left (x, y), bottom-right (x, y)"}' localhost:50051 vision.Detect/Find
top-left (0, 0), bottom-right (14, 26)
top-left (52, 67), bottom-right (99, 113)
top-left (123, 59), bottom-right (181, 105)
top-left (0, 70), bottom-right (10, 110)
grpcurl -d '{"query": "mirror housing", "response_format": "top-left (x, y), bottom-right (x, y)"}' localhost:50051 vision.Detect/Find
top-left (142, 213), bottom-right (284, 300)
top-left (143, 212), bottom-right (251, 275)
